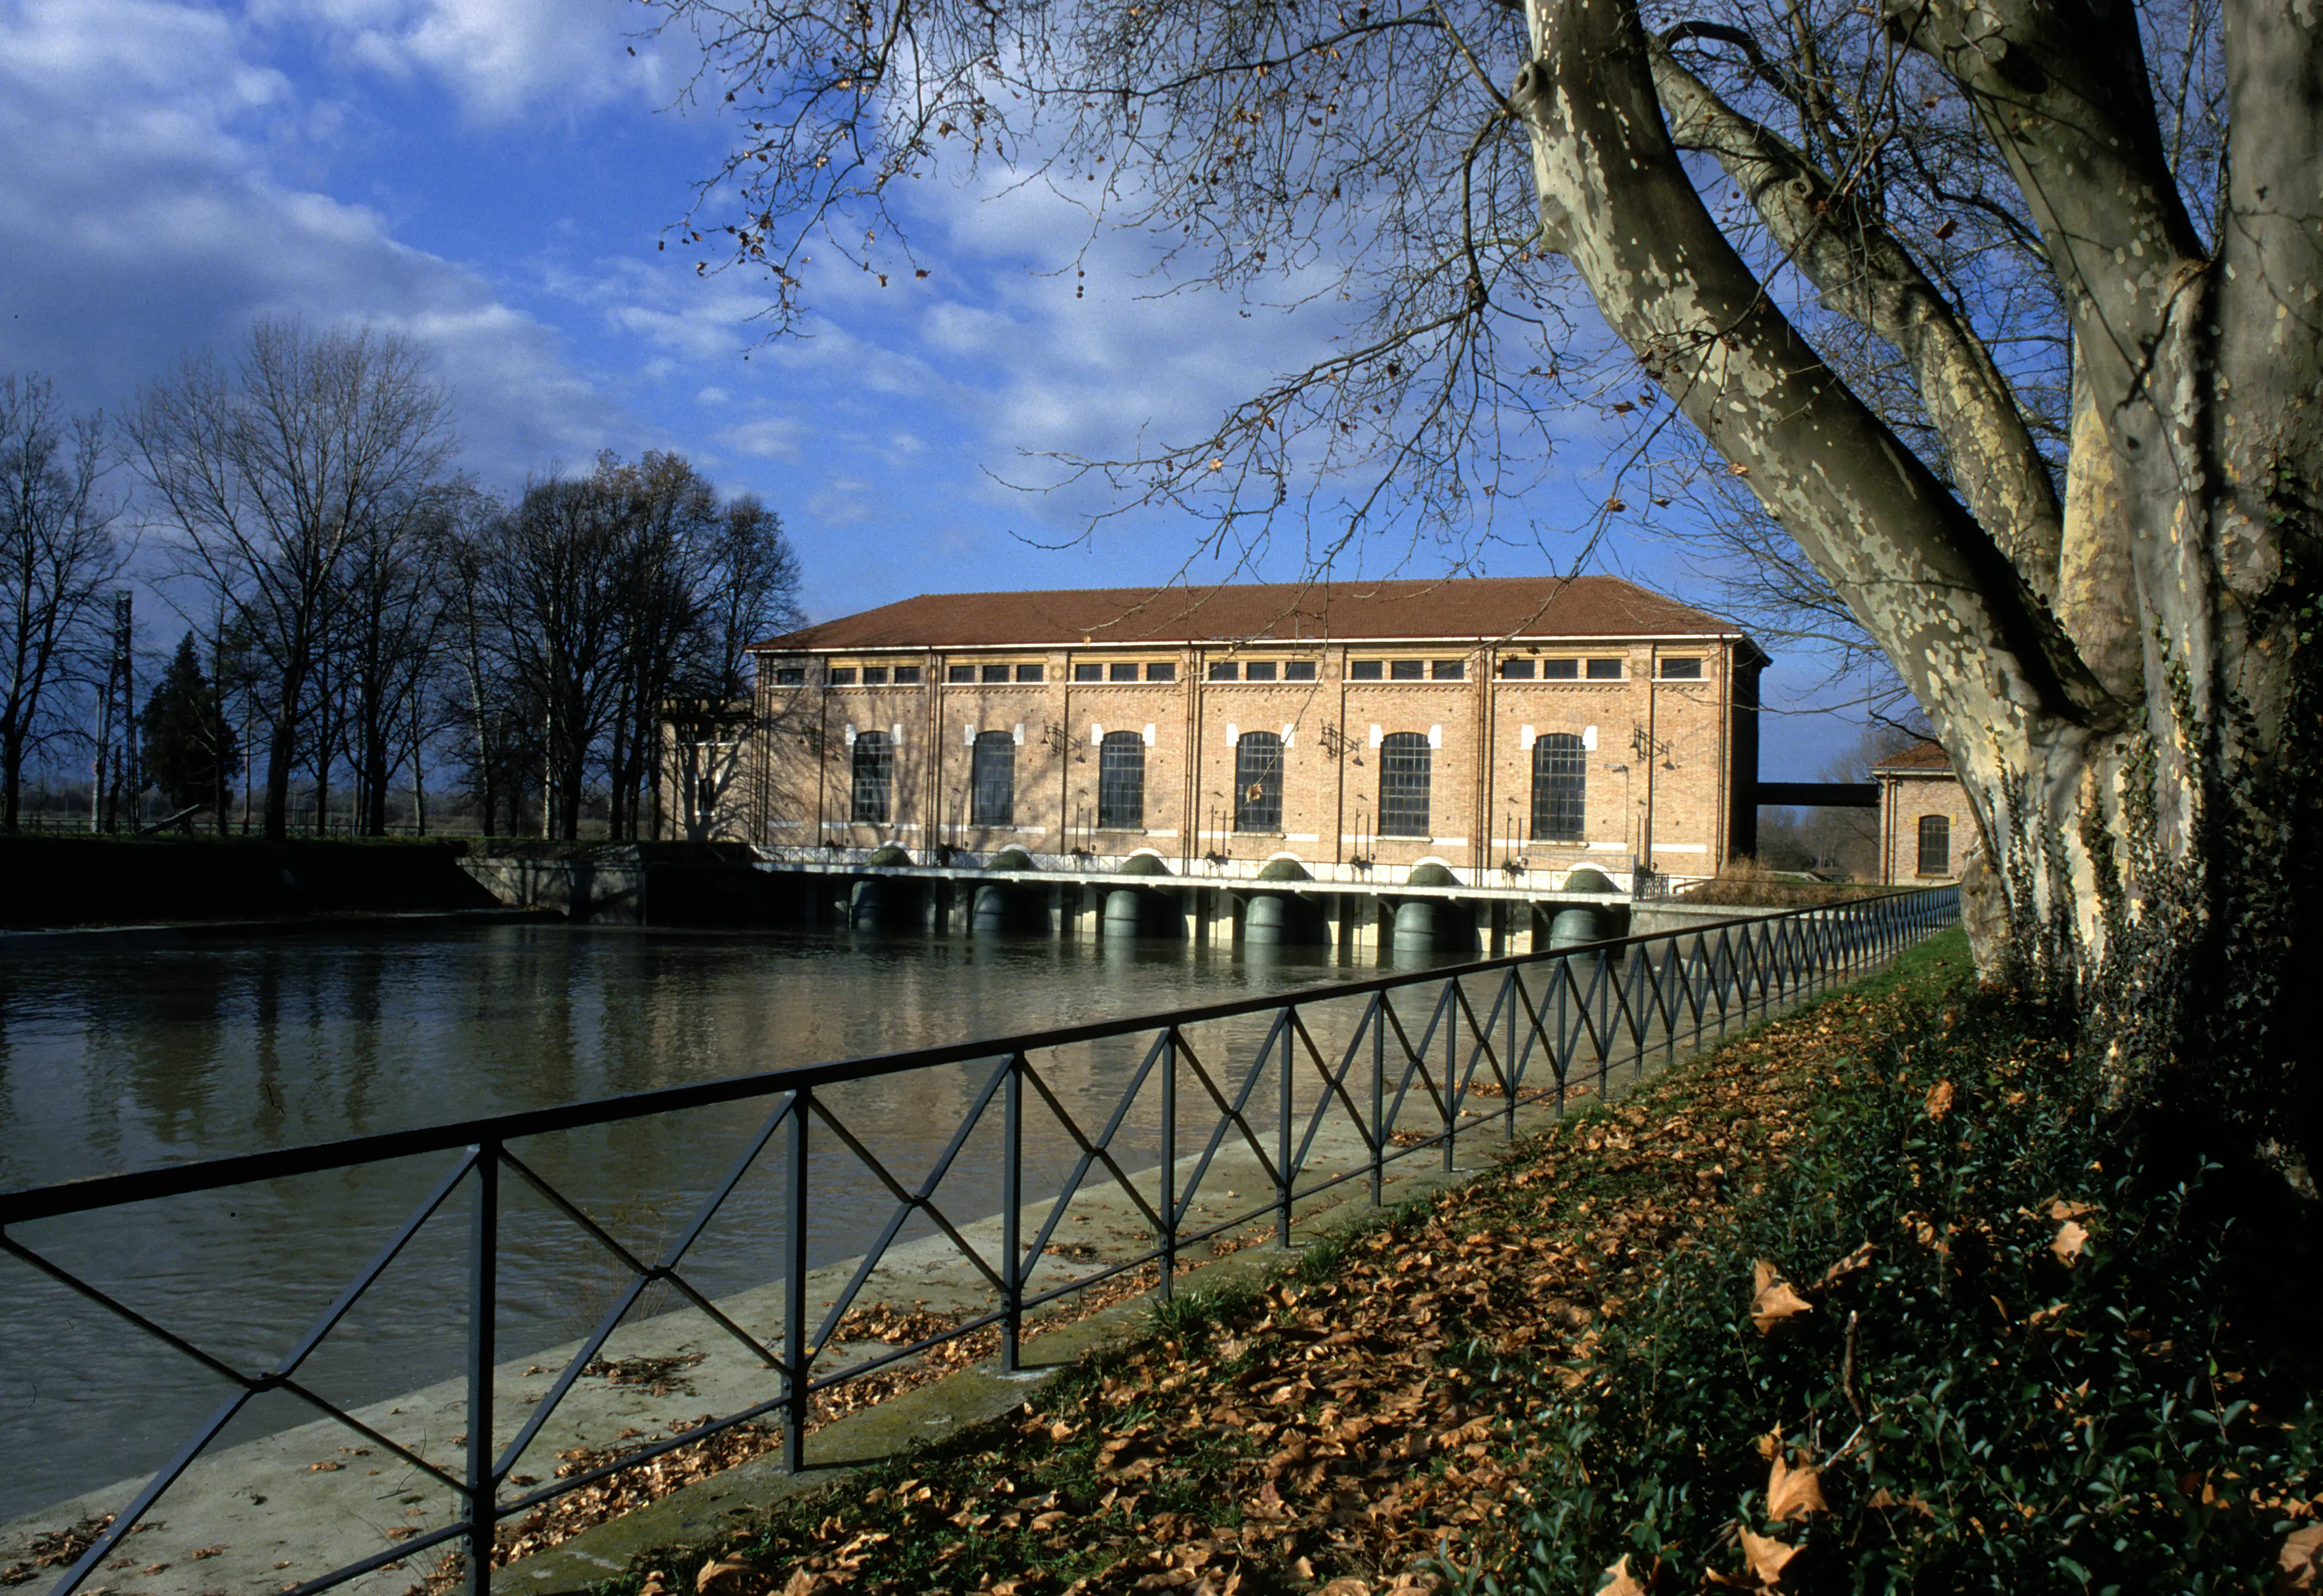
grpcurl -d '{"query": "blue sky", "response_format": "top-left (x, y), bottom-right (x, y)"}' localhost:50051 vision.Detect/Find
top-left (0, 0), bottom-right (1873, 778)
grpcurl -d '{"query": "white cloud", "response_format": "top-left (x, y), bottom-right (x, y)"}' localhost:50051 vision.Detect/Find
top-left (806, 473), bottom-right (877, 526)
top-left (920, 299), bottom-right (1016, 356)
top-left (0, 0), bottom-right (624, 481)
top-left (718, 416), bottom-right (803, 460)
top-left (250, 0), bottom-right (675, 123)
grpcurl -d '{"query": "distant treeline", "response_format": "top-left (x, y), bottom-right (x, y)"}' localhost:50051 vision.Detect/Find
top-left (1, 319), bottom-right (801, 841)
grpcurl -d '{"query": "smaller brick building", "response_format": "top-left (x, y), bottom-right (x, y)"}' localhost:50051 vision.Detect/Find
top-left (675, 576), bottom-right (1767, 887)
top-left (1873, 739), bottom-right (1981, 885)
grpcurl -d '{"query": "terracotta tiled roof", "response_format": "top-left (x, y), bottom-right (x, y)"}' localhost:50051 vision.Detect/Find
top-left (1873, 738), bottom-right (1956, 774)
top-left (758, 575), bottom-right (1745, 652)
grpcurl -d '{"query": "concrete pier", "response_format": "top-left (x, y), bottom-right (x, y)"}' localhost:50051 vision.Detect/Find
top-left (462, 846), bottom-right (1644, 961)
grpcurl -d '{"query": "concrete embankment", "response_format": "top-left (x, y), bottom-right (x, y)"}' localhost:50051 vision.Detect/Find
top-left (456, 845), bottom-right (799, 927)
top-left (0, 1096), bottom-right (1510, 1596)
top-left (0, 921), bottom-right (1850, 1596)
top-left (0, 837), bottom-right (502, 930)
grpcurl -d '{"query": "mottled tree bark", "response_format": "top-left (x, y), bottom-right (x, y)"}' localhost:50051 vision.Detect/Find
top-left (1517, 0), bottom-right (2322, 1180)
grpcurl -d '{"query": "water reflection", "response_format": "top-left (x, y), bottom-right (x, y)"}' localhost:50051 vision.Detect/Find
top-left (0, 924), bottom-right (1374, 1520)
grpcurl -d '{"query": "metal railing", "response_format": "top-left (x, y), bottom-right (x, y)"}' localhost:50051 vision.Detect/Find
top-left (0, 887), bottom-right (1957, 1596)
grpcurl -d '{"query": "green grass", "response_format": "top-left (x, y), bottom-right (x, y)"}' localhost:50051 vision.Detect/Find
top-left (1456, 940), bottom-right (2322, 1595)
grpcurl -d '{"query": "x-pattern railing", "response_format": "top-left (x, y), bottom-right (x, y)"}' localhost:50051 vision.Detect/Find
top-left (1, 887), bottom-right (1956, 1596)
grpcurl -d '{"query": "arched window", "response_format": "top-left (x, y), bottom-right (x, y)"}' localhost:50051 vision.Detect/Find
top-left (1916, 814), bottom-right (1951, 876)
top-left (1234, 731), bottom-right (1282, 831)
top-left (1097, 730), bottom-right (1145, 829)
top-left (850, 731), bottom-right (892, 824)
top-left (1531, 733), bottom-right (1586, 841)
top-left (1378, 732), bottom-right (1432, 837)
top-left (970, 731), bottom-right (1015, 827)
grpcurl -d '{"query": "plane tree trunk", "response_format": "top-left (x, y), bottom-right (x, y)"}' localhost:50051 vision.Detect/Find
top-left (1515, 0), bottom-right (2322, 1180)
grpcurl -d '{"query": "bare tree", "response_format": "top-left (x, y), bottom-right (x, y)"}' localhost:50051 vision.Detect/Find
top-left (334, 487), bottom-right (456, 834)
top-left (435, 487), bottom-right (536, 839)
top-left (694, 492), bottom-right (806, 702)
top-left (473, 468), bottom-right (633, 840)
top-left (0, 374), bottom-right (123, 833)
top-left (664, 490), bottom-right (804, 841)
top-left (599, 452), bottom-right (721, 841)
top-left (666, 0), bottom-right (2320, 1176)
top-left (448, 453), bottom-right (803, 841)
top-left (603, 462), bottom-right (805, 839)
top-left (129, 319), bottom-right (453, 840)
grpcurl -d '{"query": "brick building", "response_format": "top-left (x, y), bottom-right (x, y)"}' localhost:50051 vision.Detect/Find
top-left (1873, 738), bottom-right (1981, 885)
top-left (677, 576), bottom-right (1765, 887)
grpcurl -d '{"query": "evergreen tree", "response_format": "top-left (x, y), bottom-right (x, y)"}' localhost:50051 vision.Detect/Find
top-left (141, 631), bottom-right (239, 818)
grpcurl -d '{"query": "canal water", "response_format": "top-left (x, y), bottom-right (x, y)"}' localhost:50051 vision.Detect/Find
top-left (0, 924), bottom-right (1394, 1523)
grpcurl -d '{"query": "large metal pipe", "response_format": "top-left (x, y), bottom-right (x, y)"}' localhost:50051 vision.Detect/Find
top-left (1391, 898), bottom-right (1439, 952)
top-left (1103, 888), bottom-right (1147, 939)
top-left (1242, 893), bottom-right (1290, 946)
top-left (971, 884), bottom-right (1016, 936)
top-left (1549, 906), bottom-right (1608, 950)
top-left (1243, 892), bottom-right (1326, 948)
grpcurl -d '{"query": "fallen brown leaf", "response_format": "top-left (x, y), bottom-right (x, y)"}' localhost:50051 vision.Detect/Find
top-left (2279, 1523), bottom-right (2323, 1593)
top-left (1317, 1580), bottom-right (1372, 1596)
top-left (696, 1555), bottom-right (764, 1596)
top-left (2051, 1220), bottom-right (2090, 1265)
top-left (1766, 1456), bottom-right (1828, 1523)
top-left (1924, 1080), bottom-right (1955, 1119)
top-left (1751, 1261), bottom-right (1812, 1334)
top-left (1819, 1243), bottom-right (1875, 1288)
top-left (1740, 1527), bottom-right (1799, 1586)
top-left (1598, 1553), bottom-right (1649, 1595)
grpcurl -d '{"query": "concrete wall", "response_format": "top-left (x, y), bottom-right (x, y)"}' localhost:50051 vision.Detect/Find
top-left (460, 844), bottom-right (821, 926)
top-left (705, 635), bottom-right (1761, 884)
top-left (0, 837), bottom-right (499, 928)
